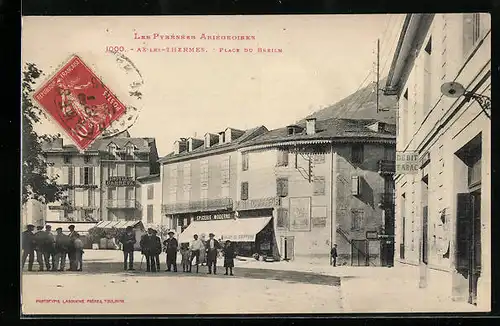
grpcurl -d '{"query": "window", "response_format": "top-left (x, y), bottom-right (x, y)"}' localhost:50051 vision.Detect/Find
top-left (276, 178), bottom-right (289, 197)
top-left (88, 189), bottom-right (94, 207)
top-left (67, 166), bottom-right (74, 185)
top-left (221, 156), bottom-right (230, 197)
top-left (351, 144), bottom-right (364, 164)
top-left (423, 36), bottom-right (432, 117)
top-left (169, 166), bottom-right (178, 203)
top-left (125, 164), bottom-right (134, 178)
top-left (63, 155), bottom-right (71, 164)
top-left (84, 155), bottom-right (91, 164)
top-left (276, 208), bottom-right (289, 229)
top-left (183, 163), bottom-right (191, 201)
top-left (82, 167), bottom-right (93, 185)
top-left (351, 209), bottom-right (364, 231)
top-left (241, 182), bottom-right (249, 200)
top-left (147, 185), bottom-right (154, 200)
top-left (147, 204), bottom-right (154, 223)
top-left (401, 89), bottom-right (409, 147)
top-left (200, 160), bottom-right (209, 190)
top-left (109, 163), bottom-right (117, 177)
top-left (463, 13), bottom-right (482, 56)
top-left (108, 144), bottom-right (117, 157)
top-left (242, 152), bottom-right (249, 171)
top-left (108, 187), bottom-right (116, 200)
top-left (126, 144), bottom-right (134, 157)
top-left (312, 154), bottom-right (325, 164)
top-left (313, 176), bottom-right (326, 196)
top-left (126, 187), bottom-right (134, 200)
top-left (277, 149), bottom-right (289, 167)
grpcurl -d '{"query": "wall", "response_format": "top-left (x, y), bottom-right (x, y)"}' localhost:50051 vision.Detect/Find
top-left (22, 199), bottom-right (46, 227)
top-left (139, 180), bottom-right (163, 226)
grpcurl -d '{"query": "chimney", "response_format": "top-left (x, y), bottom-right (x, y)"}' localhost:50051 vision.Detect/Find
top-left (306, 118), bottom-right (316, 135)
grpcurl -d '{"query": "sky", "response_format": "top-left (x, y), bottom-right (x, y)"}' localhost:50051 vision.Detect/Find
top-left (22, 15), bottom-right (405, 157)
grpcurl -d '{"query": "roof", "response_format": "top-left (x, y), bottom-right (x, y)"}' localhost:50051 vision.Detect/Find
top-left (159, 126), bottom-right (268, 164)
top-left (136, 174), bottom-right (161, 183)
top-left (240, 118), bottom-right (396, 148)
top-left (43, 137), bottom-right (154, 154)
top-left (94, 220), bottom-right (145, 230)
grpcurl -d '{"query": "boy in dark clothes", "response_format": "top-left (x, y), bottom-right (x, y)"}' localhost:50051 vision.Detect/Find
top-left (180, 243), bottom-right (190, 272)
top-left (223, 240), bottom-right (235, 276)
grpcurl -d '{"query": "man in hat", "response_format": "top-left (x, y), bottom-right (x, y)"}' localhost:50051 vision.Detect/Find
top-left (33, 225), bottom-right (46, 271)
top-left (22, 224), bottom-right (36, 271)
top-left (163, 230), bottom-right (178, 272)
top-left (205, 233), bottom-right (221, 275)
top-left (140, 228), bottom-right (154, 272)
top-left (150, 229), bottom-right (162, 272)
top-left (43, 225), bottom-right (56, 271)
top-left (189, 234), bottom-right (204, 273)
top-left (120, 226), bottom-right (137, 271)
top-left (54, 227), bottom-right (70, 271)
top-left (67, 225), bottom-right (79, 271)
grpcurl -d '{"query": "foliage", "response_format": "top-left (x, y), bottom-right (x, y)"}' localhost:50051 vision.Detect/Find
top-left (22, 63), bottom-right (64, 205)
top-left (87, 227), bottom-right (106, 244)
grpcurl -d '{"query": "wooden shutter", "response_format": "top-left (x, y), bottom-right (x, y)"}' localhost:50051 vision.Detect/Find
top-left (241, 182), bottom-right (249, 200)
top-left (313, 176), bottom-right (326, 196)
top-left (277, 208), bottom-right (288, 229)
top-left (277, 150), bottom-right (289, 167)
top-left (75, 166), bottom-right (81, 185)
top-left (456, 193), bottom-right (473, 273)
top-left (422, 206), bottom-right (429, 264)
top-left (242, 153), bottom-right (248, 171)
top-left (277, 178), bottom-right (288, 197)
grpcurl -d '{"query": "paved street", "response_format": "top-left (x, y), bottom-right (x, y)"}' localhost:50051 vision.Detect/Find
top-left (21, 250), bottom-right (482, 314)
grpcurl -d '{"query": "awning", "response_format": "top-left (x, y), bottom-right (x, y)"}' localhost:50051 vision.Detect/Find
top-left (221, 217), bottom-right (272, 242)
top-left (44, 221), bottom-right (98, 235)
top-left (94, 220), bottom-right (144, 230)
top-left (178, 217), bottom-right (272, 243)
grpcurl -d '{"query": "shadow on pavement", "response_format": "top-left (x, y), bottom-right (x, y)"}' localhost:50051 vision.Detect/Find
top-left (22, 261), bottom-right (341, 287)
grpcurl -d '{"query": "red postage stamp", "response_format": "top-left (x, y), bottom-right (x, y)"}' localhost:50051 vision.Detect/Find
top-left (33, 55), bottom-right (127, 150)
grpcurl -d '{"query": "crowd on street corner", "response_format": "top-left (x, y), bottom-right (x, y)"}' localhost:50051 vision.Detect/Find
top-left (22, 223), bottom-right (84, 272)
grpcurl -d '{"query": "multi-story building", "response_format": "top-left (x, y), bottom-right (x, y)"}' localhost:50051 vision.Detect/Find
top-left (237, 117), bottom-right (396, 264)
top-left (137, 174), bottom-right (163, 227)
top-left (21, 199), bottom-right (46, 228)
top-left (159, 126), bottom-right (268, 238)
top-left (42, 132), bottom-right (160, 222)
top-left (384, 13), bottom-right (491, 307)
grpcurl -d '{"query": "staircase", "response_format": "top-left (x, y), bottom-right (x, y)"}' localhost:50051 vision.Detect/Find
top-left (336, 226), bottom-right (375, 266)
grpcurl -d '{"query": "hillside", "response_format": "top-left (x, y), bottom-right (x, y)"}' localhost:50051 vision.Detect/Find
top-left (299, 79), bottom-right (398, 124)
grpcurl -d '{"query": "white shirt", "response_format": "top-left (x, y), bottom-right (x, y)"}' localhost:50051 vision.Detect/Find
top-left (209, 239), bottom-right (214, 249)
top-left (190, 239), bottom-right (204, 251)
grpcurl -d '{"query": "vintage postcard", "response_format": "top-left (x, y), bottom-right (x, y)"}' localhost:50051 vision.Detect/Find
top-left (20, 14), bottom-right (491, 315)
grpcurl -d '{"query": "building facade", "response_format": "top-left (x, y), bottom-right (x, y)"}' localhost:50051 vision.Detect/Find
top-left (21, 199), bottom-right (46, 228)
top-left (384, 13), bottom-right (491, 307)
top-left (237, 118), bottom-right (396, 264)
top-left (42, 132), bottom-right (160, 222)
top-left (137, 174), bottom-right (163, 228)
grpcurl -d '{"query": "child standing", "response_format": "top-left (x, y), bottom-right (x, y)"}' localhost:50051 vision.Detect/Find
top-left (73, 234), bottom-right (84, 271)
top-left (180, 243), bottom-right (191, 272)
top-left (223, 240), bottom-right (235, 276)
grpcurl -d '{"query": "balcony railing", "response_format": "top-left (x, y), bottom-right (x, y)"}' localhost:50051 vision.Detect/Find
top-left (234, 197), bottom-right (281, 211)
top-left (378, 160), bottom-right (396, 175)
top-left (162, 198), bottom-right (233, 215)
top-left (107, 199), bottom-right (141, 209)
top-left (378, 193), bottom-right (395, 209)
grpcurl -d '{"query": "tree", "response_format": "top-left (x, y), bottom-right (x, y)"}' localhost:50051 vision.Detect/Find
top-left (22, 63), bottom-right (64, 205)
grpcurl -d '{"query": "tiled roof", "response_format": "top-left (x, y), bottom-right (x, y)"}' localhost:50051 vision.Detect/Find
top-left (241, 118), bottom-right (395, 148)
top-left (43, 137), bottom-right (153, 153)
top-left (136, 174), bottom-right (160, 183)
top-left (159, 126), bottom-right (268, 163)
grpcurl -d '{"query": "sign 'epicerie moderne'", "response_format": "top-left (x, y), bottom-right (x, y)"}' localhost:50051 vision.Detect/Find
top-left (194, 213), bottom-right (234, 222)
top-left (396, 151), bottom-right (419, 174)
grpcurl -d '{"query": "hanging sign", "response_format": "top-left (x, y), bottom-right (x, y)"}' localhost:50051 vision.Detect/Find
top-left (193, 213), bottom-right (234, 222)
top-left (106, 176), bottom-right (135, 186)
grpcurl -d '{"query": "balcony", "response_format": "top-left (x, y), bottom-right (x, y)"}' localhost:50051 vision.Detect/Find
top-left (162, 198), bottom-right (233, 215)
top-left (378, 160), bottom-right (396, 175)
top-left (378, 193), bottom-right (395, 209)
top-left (107, 199), bottom-right (141, 209)
top-left (234, 197), bottom-right (281, 211)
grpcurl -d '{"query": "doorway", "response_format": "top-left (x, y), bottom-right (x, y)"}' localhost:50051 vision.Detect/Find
top-left (281, 236), bottom-right (295, 261)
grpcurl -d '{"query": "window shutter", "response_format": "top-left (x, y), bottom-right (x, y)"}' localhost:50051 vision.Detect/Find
top-left (351, 176), bottom-right (360, 195)
top-left (277, 208), bottom-right (288, 229)
top-left (94, 167), bottom-right (100, 187)
top-left (62, 166), bottom-right (69, 184)
top-left (313, 176), bottom-right (326, 196)
top-left (456, 193), bottom-right (473, 273)
top-left (75, 166), bottom-right (81, 185)
top-left (241, 182), bottom-right (249, 200)
top-left (276, 178), bottom-right (288, 197)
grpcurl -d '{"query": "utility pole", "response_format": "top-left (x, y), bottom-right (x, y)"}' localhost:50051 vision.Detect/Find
top-left (376, 38), bottom-right (380, 114)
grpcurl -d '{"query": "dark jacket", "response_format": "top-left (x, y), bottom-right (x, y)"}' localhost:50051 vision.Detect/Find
top-left (163, 238), bottom-right (178, 254)
top-left (34, 231), bottom-right (48, 251)
top-left (55, 233), bottom-right (71, 253)
top-left (22, 230), bottom-right (35, 251)
top-left (68, 231), bottom-right (79, 250)
top-left (223, 244), bottom-right (235, 260)
top-left (140, 234), bottom-right (151, 255)
top-left (330, 247), bottom-right (338, 258)
top-left (205, 239), bottom-right (221, 252)
top-left (151, 236), bottom-right (162, 256)
top-left (120, 232), bottom-right (137, 252)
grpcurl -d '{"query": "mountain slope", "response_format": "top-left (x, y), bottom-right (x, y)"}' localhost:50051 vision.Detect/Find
top-left (300, 78), bottom-right (398, 124)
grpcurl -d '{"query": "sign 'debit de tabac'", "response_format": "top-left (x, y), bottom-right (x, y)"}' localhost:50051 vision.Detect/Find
top-left (33, 55), bottom-right (128, 150)
top-left (396, 151), bottom-right (419, 174)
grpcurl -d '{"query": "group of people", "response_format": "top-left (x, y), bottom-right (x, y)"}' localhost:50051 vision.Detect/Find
top-left (129, 228), bottom-right (236, 276)
top-left (22, 224), bottom-right (84, 272)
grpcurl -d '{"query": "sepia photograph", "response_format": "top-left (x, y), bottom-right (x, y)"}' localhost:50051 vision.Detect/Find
top-left (20, 13), bottom-right (491, 315)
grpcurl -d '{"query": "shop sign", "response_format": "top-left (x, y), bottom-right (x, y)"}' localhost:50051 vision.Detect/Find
top-left (48, 205), bottom-right (63, 210)
top-left (193, 213), bottom-right (233, 222)
top-left (222, 234), bottom-right (255, 241)
top-left (106, 176), bottom-right (135, 187)
top-left (396, 151), bottom-right (419, 174)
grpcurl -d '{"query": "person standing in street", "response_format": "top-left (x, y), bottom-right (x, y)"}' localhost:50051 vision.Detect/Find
top-left (188, 234), bottom-right (203, 273)
top-left (140, 228), bottom-right (154, 272)
top-left (223, 240), bottom-right (235, 276)
top-left (205, 233), bottom-right (221, 275)
top-left (43, 225), bottom-right (56, 271)
top-left (120, 226), bottom-right (136, 271)
top-left (199, 234), bottom-right (207, 266)
top-left (54, 227), bottom-right (70, 271)
top-left (151, 229), bottom-right (162, 272)
top-left (73, 234), bottom-right (84, 271)
top-left (67, 225), bottom-right (80, 271)
top-left (22, 224), bottom-right (36, 271)
top-left (163, 231), bottom-right (178, 272)
top-left (34, 226), bottom-right (46, 271)
top-left (331, 244), bottom-right (338, 267)
top-left (180, 243), bottom-right (190, 272)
